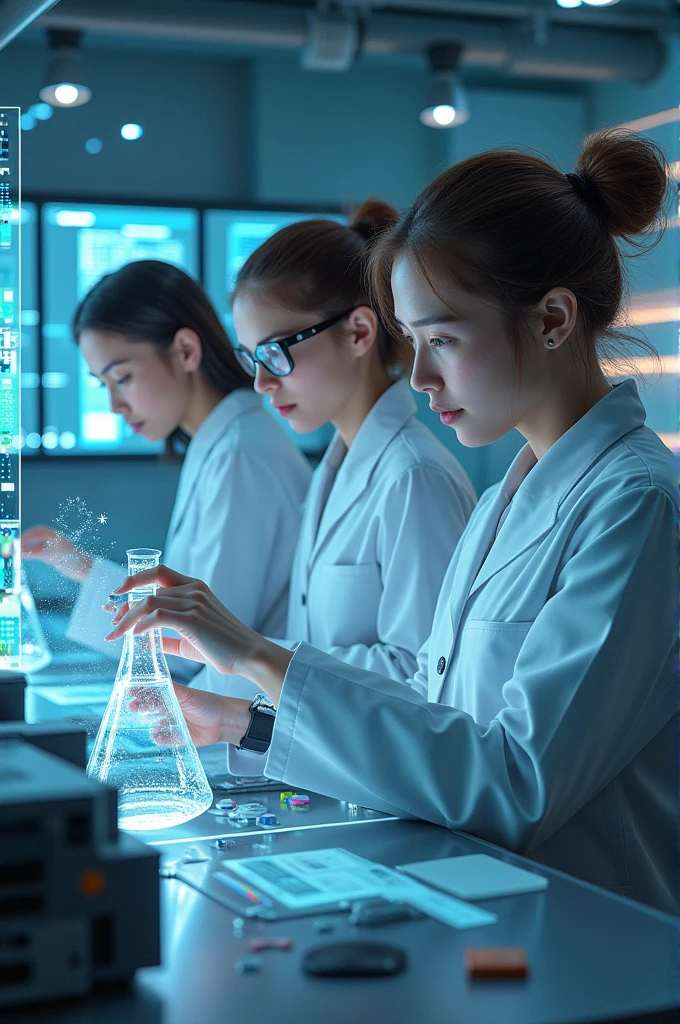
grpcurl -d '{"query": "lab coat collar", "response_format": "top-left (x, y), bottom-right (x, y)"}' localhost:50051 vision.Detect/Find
top-left (167, 388), bottom-right (261, 540)
top-left (437, 378), bottom-right (648, 688)
top-left (505, 378), bottom-right (646, 508)
top-left (310, 378), bottom-right (416, 564)
top-left (480, 377), bottom-right (644, 583)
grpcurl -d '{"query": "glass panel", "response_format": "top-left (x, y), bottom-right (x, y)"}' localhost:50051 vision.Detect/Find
top-left (19, 202), bottom-right (39, 455)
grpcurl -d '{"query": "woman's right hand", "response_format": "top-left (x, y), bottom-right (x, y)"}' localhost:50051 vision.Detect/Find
top-left (21, 526), bottom-right (93, 582)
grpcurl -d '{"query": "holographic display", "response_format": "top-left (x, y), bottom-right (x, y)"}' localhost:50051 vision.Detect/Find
top-left (0, 108), bottom-right (21, 665)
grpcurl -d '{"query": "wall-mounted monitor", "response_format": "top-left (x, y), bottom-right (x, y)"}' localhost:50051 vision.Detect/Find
top-left (203, 208), bottom-right (344, 453)
top-left (40, 203), bottom-right (199, 455)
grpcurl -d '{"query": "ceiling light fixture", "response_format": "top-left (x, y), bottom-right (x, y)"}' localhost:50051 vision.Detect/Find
top-left (39, 29), bottom-right (92, 108)
top-left (420, 42), bottom-right (469, 130)
top-left (121, 123), bottom-right (143, 141)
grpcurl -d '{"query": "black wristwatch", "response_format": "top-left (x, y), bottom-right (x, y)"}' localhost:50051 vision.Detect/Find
top-left (237, 693), bottom-right (276, 753)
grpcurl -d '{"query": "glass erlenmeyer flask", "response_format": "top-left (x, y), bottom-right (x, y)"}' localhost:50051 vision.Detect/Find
top-left (20, 568), bottom-right (53, 673)
top-left (87, 547), bottom-right (213, 831)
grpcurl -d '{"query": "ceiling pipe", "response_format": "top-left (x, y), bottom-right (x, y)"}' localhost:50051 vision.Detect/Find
top-left (0, 0), bottom-right (62, 51)
top-left (35, 0), bottom-right (668, 83)
top-left (335, 0), bottom-right (680, 33)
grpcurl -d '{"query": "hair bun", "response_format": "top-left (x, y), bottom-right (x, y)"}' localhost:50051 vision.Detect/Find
top-left (575, 128), bottom-right (668, 238)
top-left (350, 198), bottom-right (398, 242)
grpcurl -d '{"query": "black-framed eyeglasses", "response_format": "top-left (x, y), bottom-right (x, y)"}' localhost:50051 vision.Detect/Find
top-left (233, 308), bottom-right (355, 378)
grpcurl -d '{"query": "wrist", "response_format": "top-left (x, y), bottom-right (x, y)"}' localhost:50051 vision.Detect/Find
top-left (236, 637), bottom-right (292, 707)
top-left (75, 551), bottom-right (93, 582)
top-left (219, 697), bottom-right (253, 747)
top-left (62, 549), bottom-right (93, 583)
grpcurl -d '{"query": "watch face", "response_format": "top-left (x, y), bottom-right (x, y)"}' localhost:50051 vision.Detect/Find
top-left (247, 710), bottom-right (275, 745)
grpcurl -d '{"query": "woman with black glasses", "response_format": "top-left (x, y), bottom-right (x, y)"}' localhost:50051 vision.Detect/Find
top-left (218, 200), bottom-right (476, 772)
top-left (22, 259), bottom-right (312, 678)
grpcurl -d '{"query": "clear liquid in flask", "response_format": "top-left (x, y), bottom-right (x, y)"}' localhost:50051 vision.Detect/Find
top-left (87, 547), bottom-right (213, 831)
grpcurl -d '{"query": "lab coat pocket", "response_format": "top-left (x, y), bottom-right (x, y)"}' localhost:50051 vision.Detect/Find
top-left (456, 619), bottom-right (533, 725)
top-left (308, 562), bottom-right (382, 650)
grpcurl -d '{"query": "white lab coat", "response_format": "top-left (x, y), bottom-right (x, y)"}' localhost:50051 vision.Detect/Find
top-left (266, 379), bottom-right (679, 914)
top-left (67, 389), bottom-right (312, 680)
top-left (225, 377), bottom-right (476, 774)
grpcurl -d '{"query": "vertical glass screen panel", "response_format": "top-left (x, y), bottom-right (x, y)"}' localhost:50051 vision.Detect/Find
top-left (41, 204), bottom-right (199, 455)
top-left (0, 108), bottom-right (21, 663)
top-left (19, 202), bottom-right (39, 455)
top-left (203, 208), bottom-right (345, 453)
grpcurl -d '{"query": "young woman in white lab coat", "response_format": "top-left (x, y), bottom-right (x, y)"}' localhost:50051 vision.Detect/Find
top-left (22, 260), bottom-right (312, 675)
top-left (223, 200), bottom-right (475, 692)
top-left (107, 132), bottom-right (678, 914)
top-left (220, 201), bottom-right (475, 773)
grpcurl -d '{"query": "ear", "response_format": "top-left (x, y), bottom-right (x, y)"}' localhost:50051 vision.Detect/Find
top-left (170, 328), bottom-right (203, 373)
top-left (536, 288), bottom-right (578, 350)
top-left (346, 306), bottom-right (379, 358)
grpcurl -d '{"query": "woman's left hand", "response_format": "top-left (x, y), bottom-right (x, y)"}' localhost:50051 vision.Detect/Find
top-left (104, 565), bottom-right (262, 677)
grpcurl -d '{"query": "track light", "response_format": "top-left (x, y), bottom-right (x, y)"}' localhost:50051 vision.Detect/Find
top-left (420, 43), bottom-right (469, 129)
top-left (39, 29), bottom-right (92, 108)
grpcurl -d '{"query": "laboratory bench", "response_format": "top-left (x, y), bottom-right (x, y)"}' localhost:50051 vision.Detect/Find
top-left (3, 813), bottom-right (678, 1024)
top-left (6, 640), bottom-right (680, 1024)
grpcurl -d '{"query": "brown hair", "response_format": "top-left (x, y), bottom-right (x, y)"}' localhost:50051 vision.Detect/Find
top-left (233, 200), bottom-right (412, 377)
top-left (369, 129), bottom-right (669, 382)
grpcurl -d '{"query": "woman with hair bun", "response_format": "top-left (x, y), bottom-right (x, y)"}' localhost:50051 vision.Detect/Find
top-left (108, 134), bottom-right (678, 913)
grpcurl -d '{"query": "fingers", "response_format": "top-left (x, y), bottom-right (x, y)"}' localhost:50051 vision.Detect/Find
top-left (109, 601), bottom-right (130, 624)
top-left (22, 526), bottom-right (57, 544)
top-left (111, 564), bottom-right (197, 596)
top-left (22, 528), bottom-right (54, 558)
top-left (162, 636), bottom-right (208, 664)
top-left (104, 593), bottom-right (196, 642)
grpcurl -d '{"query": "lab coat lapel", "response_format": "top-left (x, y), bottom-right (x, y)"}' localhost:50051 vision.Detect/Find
top-left (466, 379), bottom-right (648, 601)
top-left (434, 484), bottom-right (513, 701)
top-left (309, 379), bottom-right (417, 567)
top-left (166, 389), bottom-right (261, 542)
top-left (294, 435), bottom-right (345, 587)
top-left (435, 380), bottom-right (647, 703)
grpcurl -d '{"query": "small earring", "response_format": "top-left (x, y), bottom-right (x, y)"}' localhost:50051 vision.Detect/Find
top-left (547, 338), bottom-right (555, 347)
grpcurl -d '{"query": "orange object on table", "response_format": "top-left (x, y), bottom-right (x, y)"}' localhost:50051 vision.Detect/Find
top-left (465, 947), bottom-right (528, 980)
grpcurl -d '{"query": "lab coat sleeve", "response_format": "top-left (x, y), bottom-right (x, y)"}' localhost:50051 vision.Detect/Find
top-left (319, 465), bottom-right (472, 692)
top-left (266, 485), bottom-right (678, 851)
top-left (66, 556), bottom-right (125, 659)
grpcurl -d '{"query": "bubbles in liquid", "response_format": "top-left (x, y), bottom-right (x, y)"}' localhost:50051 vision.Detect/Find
top-left (87, 548), bottom-right (213, 831)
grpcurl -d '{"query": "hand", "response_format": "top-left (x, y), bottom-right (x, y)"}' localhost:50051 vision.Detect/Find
top-left (105, 565), bottom-right (263, 676)
top-left (128, 681), bottom-right (252, 748)
top-left (21, 526), bottom-right (93, 582)
top-left (104, 565), bottom-right (293, 706)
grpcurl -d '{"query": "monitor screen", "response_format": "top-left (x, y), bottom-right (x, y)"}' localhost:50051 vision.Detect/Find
top-left (19, 202), bottom-right (39, 455)
top-left (203, 208), bottom-right (344, 453)
top-left (41, 203), bottom-right (199, 455)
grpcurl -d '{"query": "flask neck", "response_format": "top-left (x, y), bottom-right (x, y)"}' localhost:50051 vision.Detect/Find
top-left (117, 624), bottom-right (171, 686)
